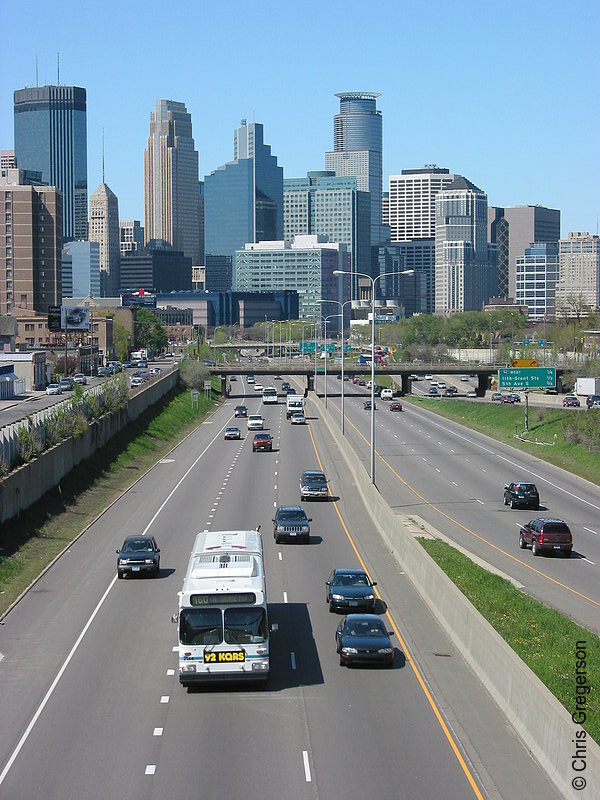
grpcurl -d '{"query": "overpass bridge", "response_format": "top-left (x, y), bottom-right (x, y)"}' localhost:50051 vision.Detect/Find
top-left (207, 362), bottom-right (568, 398)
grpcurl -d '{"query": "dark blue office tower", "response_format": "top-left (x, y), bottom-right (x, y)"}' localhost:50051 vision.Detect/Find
top-left (204, 120), bottom-right (283, 291)
top-left (14, 85), bottom-right (88, 243)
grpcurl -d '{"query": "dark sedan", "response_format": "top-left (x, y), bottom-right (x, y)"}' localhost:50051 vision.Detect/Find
top-left (234, 405), bottom-right (248, 418)
top-left (326, 568), bottom-right (378, 612)
top-left (335, 614), bottom-right (394, 667)
top-left (299, 469), bottom-right (328, 501)
top-left (390, 401), bottom-right (403, 412)
top-left (363, 400), bottom-right (377, 410)
top-left (503, 482), bottom-right (540, 510)
top-left (116, 535), bottom-right (160, 578)
top-left (273, 506), bottom-right (311, 544)
top-left (563, 395), bottom-right (580, 408)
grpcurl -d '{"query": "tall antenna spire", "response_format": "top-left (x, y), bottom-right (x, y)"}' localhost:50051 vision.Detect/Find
top-left (35, 56), bottom-right (39, 87)
top-left (102, 128), bottom-right (105, 184)
top-left (57, 52), bottom-right (60, 85)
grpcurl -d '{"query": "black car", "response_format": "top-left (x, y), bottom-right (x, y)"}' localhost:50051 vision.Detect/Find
top-left (363, 400), bottom-right (377, 410)
top-left (503, 482), bottom-right (540, 510)
top-left (586, 394), bottom-right (600, 409)
top-left (286, 387), bottom-right (296, 395)
top-left (116, 535), bottom-right (160, 578)
top-left (335, 614), bottom-right (394, 667)
top-left (234, 405), bottom-right (248, 417)
top-left (326, 568), bottom-right (377, 612)
top-left (299, 469), bottom-right (328, 500)
top-left (281, 381), bottom-right (290, 391)
top-left (272, 506), bottom-right (311, 544)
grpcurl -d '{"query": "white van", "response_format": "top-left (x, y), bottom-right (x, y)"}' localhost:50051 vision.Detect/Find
top-left (380, 388), bottom-right (394, 401)
top-left (286, 396), bottom-right (304, 419)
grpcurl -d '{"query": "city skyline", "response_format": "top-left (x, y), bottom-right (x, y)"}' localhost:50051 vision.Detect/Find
top-left (1, 0), bottom-right (598, 239)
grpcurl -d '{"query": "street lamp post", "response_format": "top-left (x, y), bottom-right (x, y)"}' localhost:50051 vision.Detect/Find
top-left (319, 299), bottom-right (352, 433)
top-left (334, 268), bottom-right (414, 485)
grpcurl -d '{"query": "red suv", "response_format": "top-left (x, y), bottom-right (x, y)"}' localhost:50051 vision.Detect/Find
top-left (518, 518), bottom-right (573, 557)
top-left (252, 432), bottom-right (273, 452)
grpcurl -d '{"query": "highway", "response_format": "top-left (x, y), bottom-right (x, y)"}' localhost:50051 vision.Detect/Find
top-left (0, 377), bottom-right (564, 798)
top-left (319, 373), bottom-right (600, 636)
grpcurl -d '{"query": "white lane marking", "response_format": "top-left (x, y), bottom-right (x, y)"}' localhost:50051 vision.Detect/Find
top-left (584, 527), bottom-right (598, 536)
top-left (202, 421), bottom-right (213, 424)
top-left (0, 575), bottom-right (118, 787)
top-left (167, 669), bottom-right (175, 676)
top-left (278, 552), bottom-right (282, 560)
top-left (145, 765), bottom-right (156, 775)
top-left (411, 448), bottom-right (415, 452)
top-left (274, 471), bottom-right (278, 476)
top-left (582, 557), bottom-right (596, 565)
top-left (172, 645), bottom-right (178, 652)
top-left (160, 696), bottom-right (169, 704)
top-left (274, 485), bottom-right (277, 490)
top-left (303, 751), bottom-right (311, 782)
top-left (482, 469), bottom-right (487, 473)
top-left (0, 653), bottom-right (4, 662)
top-left (450, 449), bottom-right (455, 453)
top-left (291, 652), bottom-right (296, 670)
top-left (154, 728), bottom-right (163, 736)
top-left (436, 468), bottom-right (441, 473)
top-left (452, 481), bottom-right (458, 486)
top-left (283, 592), bottom-right (288, 603)
top-left (475, 499), bottom-right (484, 505)
top-left (142, 422), bottom-right (234, 535)
top-left (407, 406), bottom-right (600, 512)
top-left (159, 458), bottom-right (175, 464)
top-left (422, 457), bottom-right (427, 462)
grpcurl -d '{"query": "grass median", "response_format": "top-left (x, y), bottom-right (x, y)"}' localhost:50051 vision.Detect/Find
top-left (419, 537), bottom-right (600, 745)
top-left (0, 385), bottom-right (220, 617)
top-left (403, 396), bottom-right (600, 486)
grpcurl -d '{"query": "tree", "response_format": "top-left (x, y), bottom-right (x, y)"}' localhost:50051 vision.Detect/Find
top-left (112, 319), bottom-right (130, 361)
top-left (135, 308), bottom-right (168, 354)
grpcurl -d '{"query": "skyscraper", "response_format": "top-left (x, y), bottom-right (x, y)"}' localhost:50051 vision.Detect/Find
top-left (387, 165), bottom-right (456, 313)
top-left (144, 99), bottom-right (200, 263)
top-left (0, 169), bottom-right (62, 315)
top-left (435, 177), bottom-right (496, 312)
top-left (487, 205), bottom-right (560, 301)
top-left (515, 242), bottom-right (559, 321)
top-left (555, 232), bottom-right (600, 316)
top-left (284, 171), bottom-right (370, 300)
top-left (119, 220), bottom-right (144, 258)
top-left (89, 182), bottom-right (120, 296)
top-left (325, 92), bottom-right (383, 247)
top-left (14, 85), bottom-right (88, 242)
top-left (62, 240), bottom-right (101, 298)
top-left (204, 120), bottom-right (283, 291)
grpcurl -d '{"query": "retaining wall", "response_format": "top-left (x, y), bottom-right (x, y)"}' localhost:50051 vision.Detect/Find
top-left (311, 393), bottom-right (600, 800)
top-left (0, 370), bottom-right (178, 524)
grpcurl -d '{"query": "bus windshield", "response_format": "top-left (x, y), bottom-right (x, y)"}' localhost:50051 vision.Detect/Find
top-left (180, 608), bottom-right (222, 645)
top-left (224, 608), bottom-right (268, 645)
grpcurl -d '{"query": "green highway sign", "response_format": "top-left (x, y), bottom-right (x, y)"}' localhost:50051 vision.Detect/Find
top-left (319, 343), bottom-right (336, 352)
top-left (344, 345), bottom-right (351, 352)
top-left (300, 342), bottom-right (315, 352)
top-left (498, 367), bottom-right (556, 389)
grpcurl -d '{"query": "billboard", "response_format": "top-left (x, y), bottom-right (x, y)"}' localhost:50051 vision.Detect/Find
top-left (47, 306), bottom-right (62, 332)
top-left (61, 306), bottom-right (90, 331)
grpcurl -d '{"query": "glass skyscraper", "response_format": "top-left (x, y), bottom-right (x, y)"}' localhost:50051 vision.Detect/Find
top-left (325, 92), bottom-right (383, 247)
top-left (204, 120), bottom-right (283, 291)
top-left (14, 85), bottom-right (88, 242)
top-left (144, 99), bottom-right (200, 263)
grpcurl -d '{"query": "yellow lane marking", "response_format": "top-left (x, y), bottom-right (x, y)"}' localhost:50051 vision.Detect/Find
top-left (306, 420), bottom-right (485, 799)
top-left (338, 403), bottom-right (600, 609)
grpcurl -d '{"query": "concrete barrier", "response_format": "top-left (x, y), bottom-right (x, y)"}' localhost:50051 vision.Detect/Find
top-left (310, 393), bottom-right (600, 800)
top-left (0, 370), bottom-right (179, 524)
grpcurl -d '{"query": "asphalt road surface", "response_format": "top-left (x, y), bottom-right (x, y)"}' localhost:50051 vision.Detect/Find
top-left (320, 373), bottom-right (600, 636)
top-left (0, 377), bottom-right (562, 799)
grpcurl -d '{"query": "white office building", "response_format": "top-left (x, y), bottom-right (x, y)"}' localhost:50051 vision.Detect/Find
top-left (515, 242), bottom-right (559, 320)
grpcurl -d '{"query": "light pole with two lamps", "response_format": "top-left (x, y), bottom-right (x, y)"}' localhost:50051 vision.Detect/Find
top-left (318, 298), bottom-right (352, 433)
top-left (334, 268), bottom-right (414, 485)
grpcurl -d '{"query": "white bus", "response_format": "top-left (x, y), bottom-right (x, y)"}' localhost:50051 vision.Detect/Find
top-left (174, 530), bottom-right (269, 686)
top-left (262, 386), bottom-right (278, 404)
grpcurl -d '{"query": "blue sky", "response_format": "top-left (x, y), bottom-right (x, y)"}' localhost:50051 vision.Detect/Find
top-left (2, 0), bottom-right (598, 237)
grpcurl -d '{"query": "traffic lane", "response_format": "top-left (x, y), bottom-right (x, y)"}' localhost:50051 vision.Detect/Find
top-left (0, 401), bottom-right (248, 786)
top-left (336, 393), bottom-right (600, 631)
top-left (300, 395), bottom-right (563, 800)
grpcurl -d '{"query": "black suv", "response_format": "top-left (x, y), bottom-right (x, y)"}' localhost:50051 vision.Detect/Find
top-left (299, 469), bottom-right (328, 501)
top-left (503, 482), bottom-right (540, 510)
top-left (518, 518), bottom-right (573, 557)
top-left (272, 506), bottom-right (311, 544)
top-left (116, 535), bottom-right (160, 578)
top-left (586, 394), bottom-right (600, 409)
top-left (234, 405), bottom-right (248, 417)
